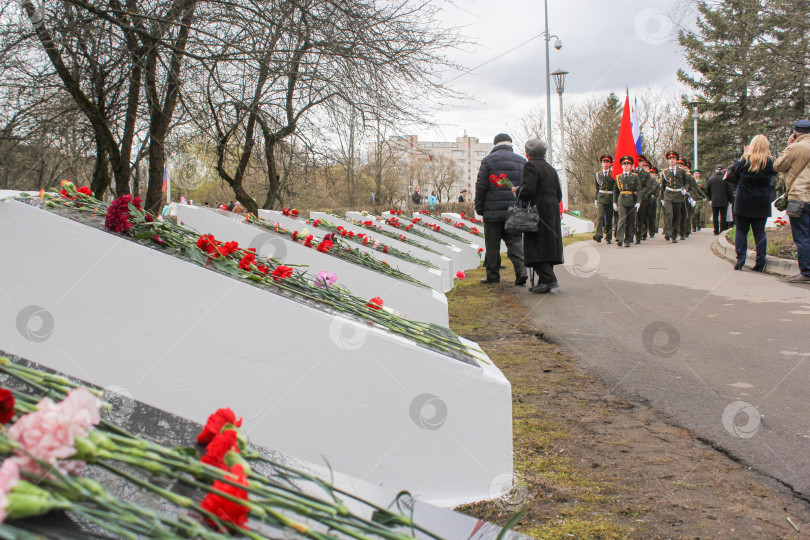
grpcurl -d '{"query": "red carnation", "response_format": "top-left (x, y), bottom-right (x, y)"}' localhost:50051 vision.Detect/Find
top-left (221, 241), bottom-right (239, 256)
top-left (271, 266), bottom-right (293, 282)
top-left (292, 231), bottom-right (299, 242)
top-left (200, 464), bottom-right (250, 530)
top-left (303, 235), bottom-right (314, 247)
top-left (291, 209), bottom-right (299, 217)
top-left (312, 220), bottom-right (322, 228)
top-left (366, 297), bottom-right (383, 310)
top-left (238, 252), bottom-right (256, 270)
top-left (256, 264), bottom-right (270, 275)
top-left (197, 408), bottom-right (243, 446)
top-left (382, 246), bottom-right (388, 253)
top-left (282, 208), bottom-right (291, 217)
top-left (105, 195), bottom-right (143, 233)
top-left (0, 388), bottom-right (15, 424)
top-left (77, 186), bottom-right (93, 197)
top-left (316, 240), bottom-right (333, 253)
top-left (201, 430), bottom-right (240, 470)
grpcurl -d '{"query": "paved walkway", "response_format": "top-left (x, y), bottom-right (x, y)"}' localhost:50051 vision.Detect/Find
top-left (520, 230), bottom-right (810, 500)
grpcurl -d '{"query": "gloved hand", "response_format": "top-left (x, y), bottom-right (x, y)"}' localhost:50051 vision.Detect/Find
top-left (689, 198), bottom-right (696, 207)
top-left (613, 203), bottom-right (618, 211)
top-left (594, 200), bottom-right (598, 208)
top-left (634, 203), bottom-right (640, 210)
top-left (661, 200), bottom-right (666, 207)
top-left (681, 188), bottom-right (688, 195)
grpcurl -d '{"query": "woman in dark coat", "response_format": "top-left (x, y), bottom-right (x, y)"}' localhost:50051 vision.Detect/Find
top-left (514, 139), bottom-right (564, 293)
top-left (727, 134), bottom-right (776, 271)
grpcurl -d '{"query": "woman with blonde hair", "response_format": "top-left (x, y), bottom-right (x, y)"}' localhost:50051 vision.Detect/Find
top-left (727, 134), bottom-right (777, 271)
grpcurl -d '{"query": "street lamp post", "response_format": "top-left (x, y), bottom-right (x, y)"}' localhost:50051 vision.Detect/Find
top-left (543, 0), bottom-right (562, 166)
top-left (552, 69), bottom-right (569, 210)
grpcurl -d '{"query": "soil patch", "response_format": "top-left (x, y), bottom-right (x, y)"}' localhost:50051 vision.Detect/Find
top-left (450, 256), bottom-right (810, 539)
top-left (726, 225), bottom-right (797, 260)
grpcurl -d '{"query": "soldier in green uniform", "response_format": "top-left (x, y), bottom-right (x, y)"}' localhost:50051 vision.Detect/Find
top-left (691, 168), bottom-right (707, 232)
top-left (645, 165), bottom-right (661, 238)
top-left (613, 155), bottom-right (641, 247)
top-left (634, 154), bottom-right (654, 243)
top-left (593, 153), bottom-right (616, 244)
top-left (677, 158), bottom-right (694, 239)
top-left (661, 151), bottom-right (688, 243)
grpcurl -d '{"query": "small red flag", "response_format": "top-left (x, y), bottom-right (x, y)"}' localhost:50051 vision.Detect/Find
top-left (612, 91), bottom-right (639, 179)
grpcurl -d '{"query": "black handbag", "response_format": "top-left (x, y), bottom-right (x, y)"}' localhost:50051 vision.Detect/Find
top-left (504, 187), bottom-right (540, 233)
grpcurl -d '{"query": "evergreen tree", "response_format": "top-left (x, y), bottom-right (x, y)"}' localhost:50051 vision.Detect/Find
top-left (679, 0), bottom-right (810, 169)
top-left (678, 0), bottom-right (768, 169)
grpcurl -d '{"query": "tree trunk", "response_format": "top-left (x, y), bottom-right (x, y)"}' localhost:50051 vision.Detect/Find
top-left (90, 135), bottom-right (111, 199)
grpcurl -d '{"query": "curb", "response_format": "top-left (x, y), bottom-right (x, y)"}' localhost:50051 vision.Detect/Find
top-left (713, 234), bottom-right (799, 277)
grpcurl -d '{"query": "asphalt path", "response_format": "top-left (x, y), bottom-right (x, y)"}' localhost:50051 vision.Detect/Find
top-left (520, 229), bottom-right (810, 500)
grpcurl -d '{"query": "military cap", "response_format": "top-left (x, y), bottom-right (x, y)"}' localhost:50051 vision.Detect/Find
top-left (666, 151), bottom-right (679, 159)
top-left (692, 168), bottom-right (701, 173)
top-left (715, 165), bottom-right (724, 172)
top-left (685, 160), bottom-right (693, 168)
top-left (650, 167), bottom-right (659, 174)
top-left (676, 158), bottom-right (686, 166)
top-left (637, 153), bottom-right (648, 164)
top-left (599, 153), bottom-right (613, 163)
top-left (794, 120), bottom-right (810, 133)
top-left (619, 155), bottom-right (634, 165)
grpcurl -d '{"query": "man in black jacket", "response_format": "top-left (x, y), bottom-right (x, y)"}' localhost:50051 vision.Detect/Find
top-left (474, 133), bottom-right (527, 285)
top-left (706, 165), bottom-right (734, 234)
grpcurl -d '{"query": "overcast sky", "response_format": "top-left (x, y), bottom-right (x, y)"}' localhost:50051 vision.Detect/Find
top-left (405, 0), bottom-right (695, 143)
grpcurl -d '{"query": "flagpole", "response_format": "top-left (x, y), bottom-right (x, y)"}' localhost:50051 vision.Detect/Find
top-left (544, 0), bottom-right (553, 166)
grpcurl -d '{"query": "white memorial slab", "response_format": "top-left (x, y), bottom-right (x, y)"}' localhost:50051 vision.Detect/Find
top-left (310, 211), bottom-right (455, 291)
top-left (0, 198), bottom-right (512, 507)
top-left (380, 212), bottom-right (481, 270)
top-left (561, 212), bottom-right (594, 233)
top-left (257, 209), bottom-right (446, 293)
top-left (346, 211), bottom-right (467, 273)
top-left (174, 205), bottom-right (448, 327)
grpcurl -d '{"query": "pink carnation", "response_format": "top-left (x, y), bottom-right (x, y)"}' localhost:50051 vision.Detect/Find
top-left (0, 459), bottom-right (20, 522)
top-left (8, 388), bottom-right (100, 477)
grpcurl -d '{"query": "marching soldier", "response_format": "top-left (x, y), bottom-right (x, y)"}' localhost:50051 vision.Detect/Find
top-left (691, 168), bottom-right (707, 232)
top-left (593, 154), bottom-right (616, 244)
top-left (677, 158), bottom-right (694, 239)
top-left (661, 151), bottom-right (689, 243)
top-left (635, 155), bottom-right (654, 243)
top-left (647, 166), bottom-right (661, 238)
top-left (613, 155), bottom-right (640, 247)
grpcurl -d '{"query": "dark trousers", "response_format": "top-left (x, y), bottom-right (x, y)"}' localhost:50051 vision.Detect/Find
top-left (615, 205), bottom-right (636, 244)
top-left (680, 202), bottom-right (691, 237)
top-left (664, 201), bottom-right (684, 238)
top-left (483, 220), bottom-right (526, 281)
top-left (530, 262), bottom-right (557, 285)
top-left (646, 199), bottom-right (658, 235)
top-left (789, 203), bottom-right (810, 277)
top-left (712, 206), bottom-right (728, 234)
top-left (735, 215), bottom-right (767, 268)
top-left (595, 203), bottom-right (613, 240)
top-left (636, 199), bottom-right (650, 240)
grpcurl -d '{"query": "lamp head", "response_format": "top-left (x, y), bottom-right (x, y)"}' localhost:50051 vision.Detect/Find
top-left (554, 38), bottom-right (562, 50)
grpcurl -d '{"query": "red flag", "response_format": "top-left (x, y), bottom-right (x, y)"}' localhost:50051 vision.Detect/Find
top-left (612, 91), bottom-right (638, 179)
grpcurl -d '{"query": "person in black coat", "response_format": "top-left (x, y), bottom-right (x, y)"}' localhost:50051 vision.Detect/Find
top-left (727, 134), bottom-right (776, 272)
top-left (705, 165), bottom-right (735, 234)
top-left (514, 139), bottom-right (563, 294)
top-left (474, 133), bottom-right (528, 285)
